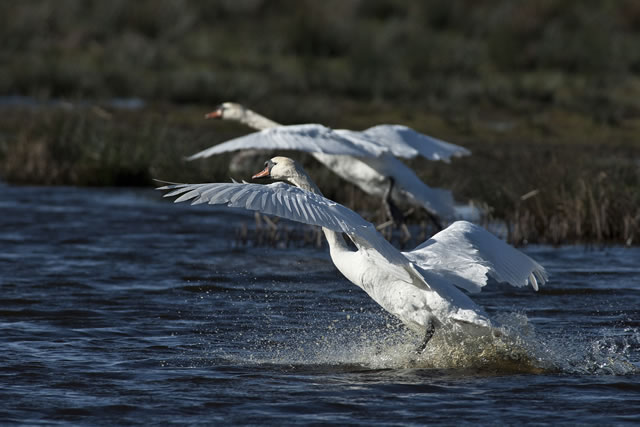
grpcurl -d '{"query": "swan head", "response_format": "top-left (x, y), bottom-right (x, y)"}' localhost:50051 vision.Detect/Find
top-left (252, 156), bottom-right (298, 181)
top-left (252, 156), bottom-right (320, 193)
top-left (204, 102), bottom-right (246, 120)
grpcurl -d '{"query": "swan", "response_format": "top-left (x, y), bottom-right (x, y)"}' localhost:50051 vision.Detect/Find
top-left (158, 156), bottom-right (547, 350)
top-left (191, 102), bottom-right (471, 230)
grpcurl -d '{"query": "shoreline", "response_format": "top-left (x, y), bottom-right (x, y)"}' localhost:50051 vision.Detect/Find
top-left (1, 102), bottom-right (637, 246)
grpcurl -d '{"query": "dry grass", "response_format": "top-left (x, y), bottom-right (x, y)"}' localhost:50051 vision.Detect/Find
top-left (1, 104), bottom-right (637, 246)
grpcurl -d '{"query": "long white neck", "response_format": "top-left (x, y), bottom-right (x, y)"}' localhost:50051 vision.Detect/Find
top-left (287, 169), bottom-right (322, 195)
top-left (238, 109), bottom-right (280, 130)
top-left (287, 168), bottom-right (353, 254)
top-left (237, 109), bottom-right (337, 175)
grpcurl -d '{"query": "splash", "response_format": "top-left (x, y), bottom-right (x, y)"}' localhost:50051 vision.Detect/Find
top-left (226, 312), bottom-right (639, 376)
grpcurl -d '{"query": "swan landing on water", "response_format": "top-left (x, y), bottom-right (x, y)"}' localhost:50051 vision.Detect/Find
top-left (158, 156), bottom-right (548, 352)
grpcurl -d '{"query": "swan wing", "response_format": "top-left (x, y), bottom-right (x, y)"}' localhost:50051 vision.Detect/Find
top-left (362, 154), bottom-right (456, 218)
top-left (332, 129), bottom-right (389, 157)
top-left (158, 180), bottom-right (411, 268)
top-left (404, 221), bottom-right (548, 293)
top-left (187, 124), bottom-right (386, 161)
top-left (362, 124), bottom-right (471, 162)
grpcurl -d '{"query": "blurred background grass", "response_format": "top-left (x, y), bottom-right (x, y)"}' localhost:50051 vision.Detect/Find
top-left (0, 0), bottom-right (638, 244)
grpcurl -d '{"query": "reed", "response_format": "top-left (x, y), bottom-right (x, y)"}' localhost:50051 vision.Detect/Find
top-left (0, 105), bottom-right (638, 246)
top-left (2, 1), bottom-right (639, 245)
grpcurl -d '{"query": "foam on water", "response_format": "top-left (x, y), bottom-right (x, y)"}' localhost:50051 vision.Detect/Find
top-left (209, 311), bottom-right (639, 376)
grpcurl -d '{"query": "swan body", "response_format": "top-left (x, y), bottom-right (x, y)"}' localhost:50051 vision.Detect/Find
top-left (159, 156), bottom-right (547, 343)
top-left (191, 102), bottom-right (471, 224)
top-left (316, 152), bottom-right (456, 218)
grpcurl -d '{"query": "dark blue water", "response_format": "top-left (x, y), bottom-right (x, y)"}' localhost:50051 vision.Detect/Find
top-left (1, 185), bottom-right (639, 425)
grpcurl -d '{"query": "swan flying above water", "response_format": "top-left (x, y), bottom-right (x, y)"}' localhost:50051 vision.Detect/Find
top-left (190, 102), bottom-right (471, 230)
top-left (158, 156), bottom-right (548, 351)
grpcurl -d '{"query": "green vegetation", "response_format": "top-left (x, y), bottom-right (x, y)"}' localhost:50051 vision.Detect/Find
top-left (0, 1), bottom-right (639, 245)
top-left (3, 1), bottom-right (640, 115)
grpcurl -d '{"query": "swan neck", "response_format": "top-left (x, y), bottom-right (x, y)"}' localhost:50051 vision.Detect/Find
top-left (288, 169), bottom-right (322, 196)
top-left (322, 227), bottom-right (350, 251)
top-left (240, 109), bottom-right (280, 130)
top-left (286, 165), bottom-right (354, 259)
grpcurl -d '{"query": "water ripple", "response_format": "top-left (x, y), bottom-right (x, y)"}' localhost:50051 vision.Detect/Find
top-left (1, 186), bottom-right (639, 425)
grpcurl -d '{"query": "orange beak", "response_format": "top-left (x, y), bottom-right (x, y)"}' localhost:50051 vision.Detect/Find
top-left (252, 166), bottom-right (271, 179)
top-left (204, 110), bottom-right (223, 119)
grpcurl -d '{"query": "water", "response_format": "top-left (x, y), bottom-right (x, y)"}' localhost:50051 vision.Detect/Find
top-left (1, 185), bottom-right (639, 425)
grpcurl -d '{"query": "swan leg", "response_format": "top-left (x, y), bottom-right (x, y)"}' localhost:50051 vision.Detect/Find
top-left (382, 177), bottom-right (408, 234)
top-left (416, 321), bottom-right (436, 353)
top-left (383, 177), bottom-right (443, 236)
top-left (384, 198), bottom-right (405, 226)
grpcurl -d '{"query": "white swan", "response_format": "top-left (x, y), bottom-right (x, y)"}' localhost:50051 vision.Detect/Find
top-left (158, 156), bottom-right (547, 350)
top-left (191, 102), bottom-right (471, 229)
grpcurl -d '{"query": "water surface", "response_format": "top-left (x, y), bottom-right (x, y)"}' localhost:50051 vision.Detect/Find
top-left (1, 185), bottom-right (639, 424)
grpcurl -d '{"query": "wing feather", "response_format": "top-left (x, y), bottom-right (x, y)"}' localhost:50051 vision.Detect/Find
top-left (205, 185), bottom-right (236, 202)
top-left (289, 194), bottom-right (302, 217)
top-left (207, 185), bottom-right (239, 205)
top-left (192, 186), bottom-right (220, 205)
top-left (158, 180), bottom-right (413, 271)
top-left (296, 193), bottom-right (310, 221)
top-left (158, 181), bottom-right (352, 233)
top-left (283, 192), bottom-right (292, 213)
top-left (174, 189), bottom-right (204, 203)
top-left (362, 124), bottom-right (471, 161)
top-left (229, 186), bottom-right (252, 205)
top-left (245, 190), bottom-right (260, 210)
top-left (307, 203), bottom-right (319, 222)
top-left (404, 221), bottom-right (548, 293)
top-left (260, 192), bottom-right (269, 210)
top-left (187, 124), bottom-right (386, 160)
top-left (164, 184), bottom-right (205, 198)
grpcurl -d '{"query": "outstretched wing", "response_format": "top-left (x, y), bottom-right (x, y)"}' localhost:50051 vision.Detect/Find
top-left (187, 124), bottom-right (387, 161)
top-left (364, 154), bottom-right (456, 218)
top-left (158, 180), bottom-right (409, 267)
top-left (404, 221), bottom-right (548, 293)
top-left (362, 124), bottom-right (471, 162)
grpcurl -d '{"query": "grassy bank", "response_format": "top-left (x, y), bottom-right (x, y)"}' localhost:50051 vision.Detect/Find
top-left (1, 1), bottom-right (639, 245)
top-left (1, 102), bottom-right (637, 246)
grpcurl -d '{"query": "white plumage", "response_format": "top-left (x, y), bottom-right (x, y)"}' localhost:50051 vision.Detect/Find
top-left (360, 124), bottom-right (471, 162)
top-left (189, 103), bottom-right (472, 225)
top-left (187, 124), bottom-right (388, 161)
top-left (159, 156), bottom-right (548, 346)
top-left (405, 221), bottom-right (547, 294)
